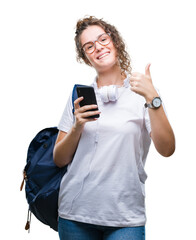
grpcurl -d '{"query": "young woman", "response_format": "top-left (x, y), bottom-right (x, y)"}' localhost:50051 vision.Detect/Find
top-left (53, 16), bottom-right (175, 240)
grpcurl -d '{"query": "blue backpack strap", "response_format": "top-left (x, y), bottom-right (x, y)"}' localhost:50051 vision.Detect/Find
top-left (72, 84), bottom-right (86, 114)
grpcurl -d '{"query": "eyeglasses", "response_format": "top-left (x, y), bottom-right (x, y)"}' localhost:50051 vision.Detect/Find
top-left (82, 33), bottom-right (111, 54)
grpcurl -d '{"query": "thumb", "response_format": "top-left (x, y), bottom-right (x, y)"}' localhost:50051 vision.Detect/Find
top-left (145, 63), bottom-right (151, 77)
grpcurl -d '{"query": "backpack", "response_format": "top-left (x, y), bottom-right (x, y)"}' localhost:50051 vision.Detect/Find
top-left (20, 84), bottom-right (84, 232)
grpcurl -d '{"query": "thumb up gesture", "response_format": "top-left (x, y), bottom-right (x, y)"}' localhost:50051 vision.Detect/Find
top-left (130, 63), bottom-right (158, 102)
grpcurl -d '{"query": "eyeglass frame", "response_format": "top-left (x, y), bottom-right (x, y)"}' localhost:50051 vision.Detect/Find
top-left (81, 32), bottom-right (111, 54)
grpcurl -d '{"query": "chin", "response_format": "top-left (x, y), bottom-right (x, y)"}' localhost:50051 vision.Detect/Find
top-left (95, 58), bottom-right (118, 72)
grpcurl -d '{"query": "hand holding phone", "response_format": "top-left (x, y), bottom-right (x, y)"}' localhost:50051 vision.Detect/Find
top-left (76, 86), bottom-right (100, 118)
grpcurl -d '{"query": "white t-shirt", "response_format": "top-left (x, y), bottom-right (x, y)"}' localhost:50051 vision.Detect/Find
top-left (57, 76), bottom-right (151, 227)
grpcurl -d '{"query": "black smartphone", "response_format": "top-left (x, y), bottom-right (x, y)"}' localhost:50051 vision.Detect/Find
top-left (76, 86), bottom-right (100, 118)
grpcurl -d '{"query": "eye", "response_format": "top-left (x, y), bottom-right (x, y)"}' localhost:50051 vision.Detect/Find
top-left (99, 34), bottom-right (110, 45)
top-left (87, 45), bottom-right (93, 49)
top-left (101, 37), bottom-right (106, 42)
top-left (84, 43), bottom-right (93, 50)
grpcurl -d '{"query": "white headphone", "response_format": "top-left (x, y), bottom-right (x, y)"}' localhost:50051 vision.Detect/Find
top-left (99, 85), bottom-right (119, 103)
top-left (93, 74), bottom-right (130, 103)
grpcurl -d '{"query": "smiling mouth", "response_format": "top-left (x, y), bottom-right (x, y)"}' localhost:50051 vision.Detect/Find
top-left (97, 52), bottom-right (110, 60)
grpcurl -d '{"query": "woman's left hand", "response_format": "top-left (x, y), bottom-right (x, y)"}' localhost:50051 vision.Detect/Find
top-left (130, 63), bottom-right (175, 157)
top-left (130, 63), bottom-right (158, 103)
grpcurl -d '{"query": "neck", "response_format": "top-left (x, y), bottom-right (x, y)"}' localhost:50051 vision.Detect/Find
top-left (96, 66), bottom-right (126, 88)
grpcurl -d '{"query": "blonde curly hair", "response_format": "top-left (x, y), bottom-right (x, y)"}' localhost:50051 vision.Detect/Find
top-left (74, 16), bottom-right (132, 74)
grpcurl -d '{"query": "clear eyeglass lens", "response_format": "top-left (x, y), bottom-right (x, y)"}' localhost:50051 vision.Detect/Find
top-left (98, 33), bottom-right (110, 45)
top-left (84, 43), bottom-right (94, 53)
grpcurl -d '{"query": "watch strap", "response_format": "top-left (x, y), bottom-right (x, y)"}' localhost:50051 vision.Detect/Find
top-left (144, 102), bottom-right (153, 108)
top-left (144, 97), bottom-right (162, 109)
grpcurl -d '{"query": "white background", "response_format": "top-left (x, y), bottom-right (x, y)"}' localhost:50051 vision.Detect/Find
top-left (1, 0), bottom-right (196, 239)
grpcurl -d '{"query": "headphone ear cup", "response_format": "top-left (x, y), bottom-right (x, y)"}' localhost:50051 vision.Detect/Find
top-left (108, 85), bottom-right (118, 101)
top-left (100, 86), bottom-right (109, 102)
top-left (99, 85), bottom-right (118, 102)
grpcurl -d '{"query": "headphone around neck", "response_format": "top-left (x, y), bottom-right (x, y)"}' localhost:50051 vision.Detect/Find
top-left (99, 85), bottom-right (119, 103)
top-left (95, 74), bottom-right (130, 103)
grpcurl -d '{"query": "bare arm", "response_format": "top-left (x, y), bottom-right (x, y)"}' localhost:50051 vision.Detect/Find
top-left (148, 106), bottom-right (175, 157)
top-left (130, 63), bottom-right (175, 157)
top-left (53, 128), bottom-right (82, 168)
top-left (53, 97), bottom-right (101, 167)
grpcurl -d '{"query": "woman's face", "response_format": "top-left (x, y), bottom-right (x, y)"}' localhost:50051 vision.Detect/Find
top-left (80, 25), bottom-right (118, 73)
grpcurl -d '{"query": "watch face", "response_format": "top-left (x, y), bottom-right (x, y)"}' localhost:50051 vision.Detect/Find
top-left (152, 97), bottom-right (161, 108)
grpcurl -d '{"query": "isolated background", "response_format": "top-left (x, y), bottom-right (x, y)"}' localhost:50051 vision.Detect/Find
top-left (1, 0), bottom-right (195, 239)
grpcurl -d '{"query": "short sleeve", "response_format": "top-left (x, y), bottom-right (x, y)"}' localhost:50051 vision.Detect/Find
top-left (58, 93), bottom-right (74, 133)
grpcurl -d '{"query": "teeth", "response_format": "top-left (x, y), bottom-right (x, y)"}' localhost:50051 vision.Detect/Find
top-left (98, 53), bottom-right (109, 59)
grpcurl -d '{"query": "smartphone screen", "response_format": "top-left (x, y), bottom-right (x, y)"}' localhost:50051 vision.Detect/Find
top-left (76, 86), bottom-right (100, 118)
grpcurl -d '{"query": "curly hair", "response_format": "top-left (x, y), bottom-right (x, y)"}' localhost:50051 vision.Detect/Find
top-left (74, 16), bottom-right (132, 74)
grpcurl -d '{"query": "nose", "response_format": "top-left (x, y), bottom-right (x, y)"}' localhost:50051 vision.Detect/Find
top-left (94, 41), bottom-right (104, 52)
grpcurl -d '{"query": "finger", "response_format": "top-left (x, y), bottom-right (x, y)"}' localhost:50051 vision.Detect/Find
top-left (131, 72), bottom-right (143, 77)
top-left (130, 81), bottom-right (140, 89)
top-left (145, 63), bottom-right (151, 77)
top-left (78, 104), bottom-right (98, 113)
top-left (74, 97), bottom-right (84, 110)
top-left (86, 118), bottom-right (99, 122)
top-left (83, 117), bottom-right (99, 123)
top-left (130, 85), bottom-right (138, 94)
top-left (129, 80), bottom-right (134, 87)
top-left (82, 110), bottom-right (101, 118)
top-left (129, 76), bottom-right (140, 83)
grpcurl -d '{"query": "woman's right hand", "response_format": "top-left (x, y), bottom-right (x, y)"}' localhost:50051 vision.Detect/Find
top-left (73, 97), bottom-right (101, 132)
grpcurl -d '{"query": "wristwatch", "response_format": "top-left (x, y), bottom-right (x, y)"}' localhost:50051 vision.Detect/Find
top-left (145, 97), bottom-right (162, 109)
